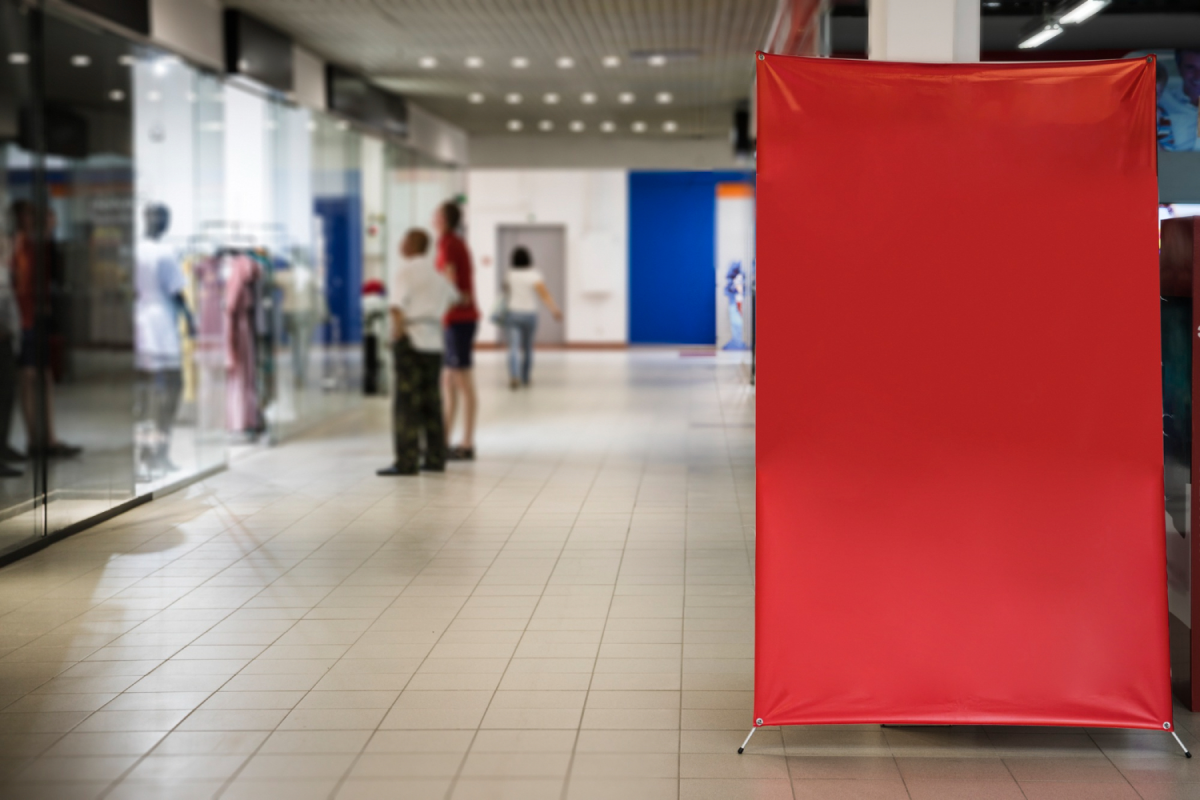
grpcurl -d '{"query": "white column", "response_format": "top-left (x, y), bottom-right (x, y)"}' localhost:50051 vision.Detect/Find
top-left (868, 0), bottom-right (979, 62)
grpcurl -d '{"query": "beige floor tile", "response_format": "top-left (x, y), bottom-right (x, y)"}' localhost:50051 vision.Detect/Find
top-left (238, 752), bottom-right (357, 779)
top-left (14, 755), bottom-right (139, 783)
top-left (44, 731), bottom-right (166, 757)
top-left (1018, 782), bottom-right (1142, 800)
top-left (121, 754), bottom-right (248, 782)
top-left (450, 777), bottom-right (564, 800)
top-left (905, 780), bottom-right (1026, 800)
top-left (364, 729), bottom-right (475, 753)
top-left (221, 779), bottom-right (341, 800)
top-left (460, 751), bottom-right (572, 778)
top-left (679, 778), bottom-right (794, 800)
top-left (565, 778), bottom-right (678, 800)
top-left (334, 778), bottom-right (452, 800)
top-left (791, 779), bottom-right (911, 800)
top-left (151, 730), bottom-right (269, 755)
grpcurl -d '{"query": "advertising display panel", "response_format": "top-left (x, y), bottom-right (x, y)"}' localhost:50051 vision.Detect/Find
top-left (756, 54), bottom-right (1173, 732)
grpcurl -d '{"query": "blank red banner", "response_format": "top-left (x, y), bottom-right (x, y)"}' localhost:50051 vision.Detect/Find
top-left (755, 54), bottom-right (1172, 730)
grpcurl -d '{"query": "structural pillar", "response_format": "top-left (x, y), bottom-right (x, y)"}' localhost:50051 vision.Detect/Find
top-left (868, 0), bottom-right (979, 62)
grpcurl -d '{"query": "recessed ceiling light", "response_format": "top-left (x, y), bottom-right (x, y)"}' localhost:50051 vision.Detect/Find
top-left (600, 121), bottom-right (616, 133)
top-left (70, 55), bottom-right (91, 67)
top-left (602, 55), bottom-right (621, 68)
top-left (8, 53), bottom-right (29, 65)
top-left (468, 92), bottom-right (485, 104)
top-left (418, 56), bottom-right (437, 69)
top-left (631, 121), bottom-right (647, 133)
top-left (656, 92), bottom-right (673, 104)
top-left (146, 90), bottom-right (161, 102)
top-left (506, 92), bottom-right (523, 104)
top-left (307, 120), bottom-right (317, 132)
top-left (557, 56), bottom-right (575, 69)
top-left (569, 121), bottom-right (585, 132)
top-left (543, 92), bottom-right (560, 104)
top-left (511, 56), bottom-right (529, 69)
top-left (108, 89), bottom-right (124, 102)
top-left (118, 54), bottom-right (135, 66)
top-left (539, 120), bottom-right (554, 131)
top-left (648, 54), bottom-right (667, 67)
top-left (581, 92), bottom-right (597, 104)
top-left (662, 120), bottom-right (678, 133)
top-left (508, 119), bottom-right (523, 131)
top-left (465, 56), bottom-right (484, 68)
top-left (618, 92), bottom-right (635, 104)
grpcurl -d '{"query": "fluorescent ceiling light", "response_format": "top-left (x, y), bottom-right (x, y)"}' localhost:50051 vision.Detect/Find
top-left (465, 56), bottom-right (483, 68)
top-left (418, 56), bottom-right (437, 68)
top-left (511, 56), bottom-right (529, 68)
top-left (618, 92), bottom-right (635, 104)
top-left (656, 92), bottom-right (673, 104)
top-left (539, 120), bottom-right (554, 131)
top-left (569, 121), bottom-right (585, 132)
top-left (543, 92), bottom-right (560, 104)
top-left (146, 90), bottom-right (161, 102)
top-left (631, 121), bottom-right (647, 133)
top-left (70, 55), bottom-right (91, 67)
top-left (1017, 21), bottom-right (1063, 49)
top-left (581, 92), bottom-right (597, 104)
top-left (662, 120), bottom-right (678, 133)
top-left (505, 92), bottom-right (522, 104)
top-left (468, 92), bottom-right (484, 103)
top-left (1058, 0), bottom-right (1110, 24)
top-left (648, 54), bottom-right (667, 67)
top-left (507, 119), bottom-right (523, 131)
top-left (600, 121), bottom-right (616, 133)
top-left (557, 56), bottom-right (575, 69)
top-left (108, 90), bottom-right (124, 102)
top-left (602, 55), bottom-right (621, 68)
top-left (118, 54), bottom-right (135, 66)
top-left (8, 53), bottom-right (29, 65)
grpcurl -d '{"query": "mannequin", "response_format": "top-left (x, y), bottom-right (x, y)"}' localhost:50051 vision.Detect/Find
top-left (134, 203), bottom-right (194, 480)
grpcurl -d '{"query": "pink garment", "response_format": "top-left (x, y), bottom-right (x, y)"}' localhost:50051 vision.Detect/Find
top-left (224, 254), bottom-right (260, 432)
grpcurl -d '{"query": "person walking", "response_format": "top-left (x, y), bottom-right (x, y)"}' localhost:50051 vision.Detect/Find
top-left (503, 246), bottom-right (561, 389)
top-left (434, 201), bottom-right (479, 460)
top-left (377, 229), bottom-right (459, 477)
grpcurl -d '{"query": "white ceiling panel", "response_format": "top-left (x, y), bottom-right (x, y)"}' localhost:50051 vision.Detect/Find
top-left (226, 0), bottom-right (778, 137)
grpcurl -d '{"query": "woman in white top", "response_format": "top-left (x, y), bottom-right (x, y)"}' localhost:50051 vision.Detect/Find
top-left (503, 246), bottom-right (561, 389)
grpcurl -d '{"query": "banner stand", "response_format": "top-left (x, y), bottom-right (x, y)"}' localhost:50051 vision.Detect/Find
top-left (753, 53), bottom-right (1185, 759)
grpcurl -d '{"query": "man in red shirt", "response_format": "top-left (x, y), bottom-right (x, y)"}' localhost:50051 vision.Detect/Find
top-left (434, 201), bottom-right (479, 459)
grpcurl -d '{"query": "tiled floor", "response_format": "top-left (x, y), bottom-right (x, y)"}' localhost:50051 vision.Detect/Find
top-left (0, 349), bottom-right (1195, 800)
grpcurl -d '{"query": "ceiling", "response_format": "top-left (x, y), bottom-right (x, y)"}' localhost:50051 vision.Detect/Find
top-left (225, 0), bottom-right (779, 139)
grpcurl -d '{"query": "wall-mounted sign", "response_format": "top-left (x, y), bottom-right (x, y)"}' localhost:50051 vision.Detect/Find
top-left (224, 10), bottom-right (293, 93)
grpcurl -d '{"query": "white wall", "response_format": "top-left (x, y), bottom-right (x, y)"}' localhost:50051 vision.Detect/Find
top-left (467, 170), bottom-right (627, 345)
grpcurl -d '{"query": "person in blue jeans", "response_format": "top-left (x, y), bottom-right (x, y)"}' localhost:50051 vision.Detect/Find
top-left (503, 247), bottom-right (561, 389)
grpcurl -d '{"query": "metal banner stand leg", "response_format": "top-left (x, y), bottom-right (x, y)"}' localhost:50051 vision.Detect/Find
top-left (1170, 730), bottom-right (1192, 758)
top-left (737, 726), bottom-right (756, 755)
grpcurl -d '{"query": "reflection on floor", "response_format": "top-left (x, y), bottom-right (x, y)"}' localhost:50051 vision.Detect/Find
top-left (0, 350), bottom-right (1194, 800)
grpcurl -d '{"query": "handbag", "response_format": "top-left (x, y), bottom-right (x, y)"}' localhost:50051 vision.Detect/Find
top-left (489, 286), bottom-right (510, 327)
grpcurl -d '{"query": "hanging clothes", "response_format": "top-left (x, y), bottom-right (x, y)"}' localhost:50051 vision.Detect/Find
top-left (224, 253), bottom-right (260, 433)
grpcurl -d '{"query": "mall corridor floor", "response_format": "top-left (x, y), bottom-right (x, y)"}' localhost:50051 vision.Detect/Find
top-left (0, 351), bottom-right (1195, 800)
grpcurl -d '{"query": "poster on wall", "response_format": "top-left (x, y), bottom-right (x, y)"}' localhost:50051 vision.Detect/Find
top-left (715, 182), bottom-right (754, 351)
top-left (1131, 50), bottom-right (1200, 151)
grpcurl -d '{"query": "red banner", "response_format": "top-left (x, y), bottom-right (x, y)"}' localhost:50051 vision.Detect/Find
top-left (755, 54), bottom-right (1173, 730)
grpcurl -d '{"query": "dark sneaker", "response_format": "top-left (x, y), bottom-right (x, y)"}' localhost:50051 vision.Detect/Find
top-left (377, 464), bottom-right (419, 476)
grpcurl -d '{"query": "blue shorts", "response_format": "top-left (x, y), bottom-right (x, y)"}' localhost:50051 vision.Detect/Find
top-left (444, 321), bottom-right (477, 369)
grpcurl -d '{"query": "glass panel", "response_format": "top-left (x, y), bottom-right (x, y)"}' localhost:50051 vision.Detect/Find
top-left (41, 10), bottom-right (136, 534)
top-left (132, 51), bottom-right (226, 492)
top-left (0, 0), bottom-right (41, 555)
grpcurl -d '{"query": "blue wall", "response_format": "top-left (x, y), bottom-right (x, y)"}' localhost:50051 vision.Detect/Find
top-left (315, 193), bottom-right (363, 344)
top-left (628, 171), bottom-right (753, 345)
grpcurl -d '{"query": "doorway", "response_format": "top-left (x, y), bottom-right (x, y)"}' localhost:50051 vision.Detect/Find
top-left (497, 225), bottom-right (566, 345)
